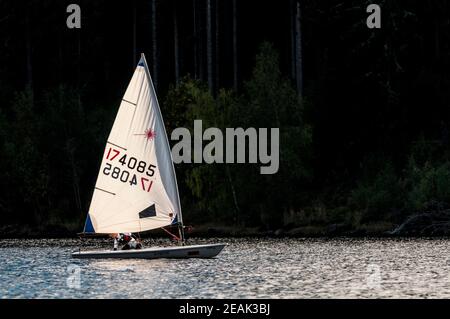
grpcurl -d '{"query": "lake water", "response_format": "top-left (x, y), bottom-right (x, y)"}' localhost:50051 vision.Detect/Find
top-left (1, 238), bottom-right (449, 298)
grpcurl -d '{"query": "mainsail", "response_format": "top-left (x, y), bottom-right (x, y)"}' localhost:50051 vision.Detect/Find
top-left (83, 54), bottom-right (182, 234)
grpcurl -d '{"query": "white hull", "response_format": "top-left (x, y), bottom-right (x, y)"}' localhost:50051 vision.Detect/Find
top-left (72, 243), bottom-right (226, 259)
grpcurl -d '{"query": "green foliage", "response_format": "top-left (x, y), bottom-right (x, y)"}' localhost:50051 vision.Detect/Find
top-left (239, 43), bottom-right (312, 227)
top-left (163, 42), bottom-right (312, 229)
top-left (0, 85), bottom-right (112, 229)
top-left (349, 161), bottom-right (403, 223)
top-left (1, 1), bottom-right (450, 236)
top-left (164, 78), bottom-right (239, 224)
top-left (3, 39), bottom-right (449, 234)
top-left (348, 138), bottom-right (450, 226)
top-left (404, 159), bottom-right (450, 211)
top-left (3, 89), bottom-right (50, 224)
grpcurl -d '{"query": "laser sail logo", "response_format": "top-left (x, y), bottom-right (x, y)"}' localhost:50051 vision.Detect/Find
top-left (135, 129), bottom-right (156, 141)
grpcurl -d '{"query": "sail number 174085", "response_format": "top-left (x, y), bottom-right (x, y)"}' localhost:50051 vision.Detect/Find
top-left (102, 147), bottom-right (157, 192)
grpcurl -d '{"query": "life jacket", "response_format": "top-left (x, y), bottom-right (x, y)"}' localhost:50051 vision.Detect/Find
top-left (118, 233), bottom-right (133, 244)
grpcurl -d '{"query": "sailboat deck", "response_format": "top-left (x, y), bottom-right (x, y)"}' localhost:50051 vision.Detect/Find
top-left (72, 243), bottom-right (226, 259)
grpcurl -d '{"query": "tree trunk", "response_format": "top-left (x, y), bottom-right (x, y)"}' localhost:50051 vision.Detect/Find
top-left (25, 13), bottom-right (33, 92)
top-left (77, 19), bottom-right (82, 112)
top-left (173, 1), bottom-right (180, 85)
top-left (152, 0), bottom-right (158, 91)
top-left (198, 0), bottom-right (205, 81)
top-left (76, 28), bottom-right (83, 215)
top-left (193, 0), bottom-right (198, 79)
top-left (214, 0), bottom-right (219, 94)
top-left (295, 1), bottom-right (303, 97)
top-left (290, 0), bottom-right (296, 80)
top-left (232, 0), bottom-right (238, 91)
top-left (206, 0), bottom-right (213, 93)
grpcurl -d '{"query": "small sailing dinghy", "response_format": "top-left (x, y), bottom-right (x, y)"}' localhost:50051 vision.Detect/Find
top-left (72, 54), bottom-right (225, 259)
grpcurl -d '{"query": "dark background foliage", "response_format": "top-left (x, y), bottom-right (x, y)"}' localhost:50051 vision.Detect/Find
top-left (1, 0), bottom-right (450, 235)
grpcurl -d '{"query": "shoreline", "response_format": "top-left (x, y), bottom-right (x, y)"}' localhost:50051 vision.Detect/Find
top-left (1, 222), bottom-right (450, 239)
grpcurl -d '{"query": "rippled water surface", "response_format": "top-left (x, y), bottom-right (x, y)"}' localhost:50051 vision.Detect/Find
top-left (1, 238), bottom-right (450, 298)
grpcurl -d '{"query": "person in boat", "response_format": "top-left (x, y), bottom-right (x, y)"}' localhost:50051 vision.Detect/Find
top-left (113, 233), bottom-right (142, 250)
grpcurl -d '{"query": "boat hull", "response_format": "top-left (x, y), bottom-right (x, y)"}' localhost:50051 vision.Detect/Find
top-left (71, 243), bottom-right (226, 259)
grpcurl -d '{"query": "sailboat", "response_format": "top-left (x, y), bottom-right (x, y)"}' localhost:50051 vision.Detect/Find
top-left (72, 54), bottom-right (225, 259)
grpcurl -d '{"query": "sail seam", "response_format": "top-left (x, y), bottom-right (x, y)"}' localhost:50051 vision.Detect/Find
top-left (107, 141), bottom-right (127, 151)
top-left (95, 187), bottom-right (116, 195)
top-left (122, 98), bottom-right (137, 106)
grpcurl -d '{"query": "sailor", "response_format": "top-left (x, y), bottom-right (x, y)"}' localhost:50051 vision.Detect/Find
top-left (113, 233), bottom-right (142, 250)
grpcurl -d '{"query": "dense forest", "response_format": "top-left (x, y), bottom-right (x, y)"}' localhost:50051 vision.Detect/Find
top-left (1, 0), bottom-right (450, 237)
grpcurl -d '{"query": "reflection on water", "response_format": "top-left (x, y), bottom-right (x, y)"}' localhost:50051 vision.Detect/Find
top-left (1, 238), bottom-right (450, 298)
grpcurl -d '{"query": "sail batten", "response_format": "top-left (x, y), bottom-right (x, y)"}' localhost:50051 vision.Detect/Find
top-left (84, 54), bottom-right (182, 234)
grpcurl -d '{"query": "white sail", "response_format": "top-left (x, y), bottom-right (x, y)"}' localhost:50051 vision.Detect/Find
top-left (83, 54), bottom-right (182, 234)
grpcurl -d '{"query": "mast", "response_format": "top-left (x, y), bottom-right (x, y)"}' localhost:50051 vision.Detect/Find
top-left (139, 53), bottom-right (185, 244)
